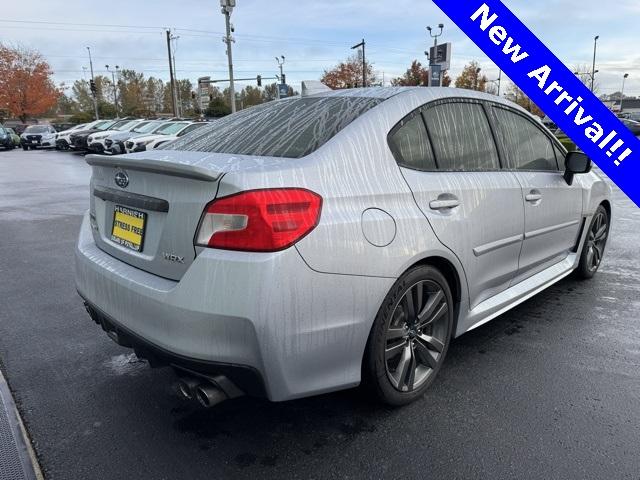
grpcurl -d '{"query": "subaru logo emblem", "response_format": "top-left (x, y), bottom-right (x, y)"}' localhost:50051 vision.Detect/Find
top-left (114, 170), bottom-right (129, 189)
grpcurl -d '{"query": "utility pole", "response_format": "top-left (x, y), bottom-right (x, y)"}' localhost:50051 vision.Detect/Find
top-left (621, 73), bottom-right (629, 113)
top-left (497, 69), bottom-right (502, 96)
top-left (591, 35), bottom-right (599, 93)
top-left (86, 46), bottom-right (99, 120)
top-left (166, 30), bottom-right (177, 116)
top-left (105, 65), bottom-right (120, 117)
top-left (171, 33), bottom-right (180, 117)
top-left (351, 39), bottom-right (366, 88)
top-left (221, 0), bottom-right (237, 113)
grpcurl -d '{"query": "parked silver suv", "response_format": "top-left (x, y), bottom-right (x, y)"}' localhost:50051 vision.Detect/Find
top-left (75, 87), bottom-right (611, 407)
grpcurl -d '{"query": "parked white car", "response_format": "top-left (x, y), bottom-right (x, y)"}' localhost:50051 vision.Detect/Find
top-left (104, 120), bottom-right (167, 155)
top-left (146, 122), bottom-right (208, 150)
top-left (124, 121), bottom-right (202, 153)
top-left (88, 119), bottom-right (143, 154)
top-left (20, 125), bottom-right (57, 150)
top-left (55, 123), bottom-right (91, 150)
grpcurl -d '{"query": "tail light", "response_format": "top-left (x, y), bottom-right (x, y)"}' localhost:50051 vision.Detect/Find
top-left (195, 188), bottom-right (322, 252)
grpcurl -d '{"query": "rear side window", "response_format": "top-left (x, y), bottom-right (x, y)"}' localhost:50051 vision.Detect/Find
top-left (164, 96), bottom-right (383, 158)
top-left (389, 113), bottom-right (436, 171)
top-left (492, 106), bottom-right (559, 171)
top-left (423, 102), bottom-right (500, 171)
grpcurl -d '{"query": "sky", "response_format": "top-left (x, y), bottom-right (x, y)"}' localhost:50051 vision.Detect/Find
top-left (1, 0), bottom-right (639, 99)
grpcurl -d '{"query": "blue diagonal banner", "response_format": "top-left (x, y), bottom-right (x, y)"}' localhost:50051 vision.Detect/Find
top-left (432, 0), bottom-right (640, 207)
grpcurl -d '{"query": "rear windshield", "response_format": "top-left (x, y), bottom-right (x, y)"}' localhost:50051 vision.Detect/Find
top-left (164, 96), bottom-right (383, 158)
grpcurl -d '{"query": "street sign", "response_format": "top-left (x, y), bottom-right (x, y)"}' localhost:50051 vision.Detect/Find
top-left (197, 77), bottom-right (211, 111)
top-left (429, 65), bottom-right (442, 87)
top-left (429, 42), bottom-right (452, 70)
top-left (278, 84), bottom-right (290, 99)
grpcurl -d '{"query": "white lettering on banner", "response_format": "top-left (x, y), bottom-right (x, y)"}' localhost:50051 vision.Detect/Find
top-left (471, 4), bottom-right (529, 63)
top-left (472, 2), bottom-right (632, 167)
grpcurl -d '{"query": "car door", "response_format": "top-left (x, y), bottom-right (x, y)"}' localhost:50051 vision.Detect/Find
top-left (391, 99), bottom-right (525, 309)
top-left (490, 105), bottom-right (583, 284)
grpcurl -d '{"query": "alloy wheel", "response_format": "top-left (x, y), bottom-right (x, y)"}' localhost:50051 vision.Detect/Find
top-left (586, 211), bottom-right (608, 272)
top-left (385, 280), bottom-right (449, 392)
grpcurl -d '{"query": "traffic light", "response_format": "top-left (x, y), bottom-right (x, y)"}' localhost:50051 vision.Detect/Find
top-left (89, 79), bottom-right (97, 95)
top-left (281, 74), bottom-right (286, 85)
top-left (191, 91), bottom-right (196, 100)
top-left (256, 75), bottom-right (262, 87)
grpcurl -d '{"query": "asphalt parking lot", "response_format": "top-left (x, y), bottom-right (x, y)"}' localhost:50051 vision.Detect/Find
top-left (0, 148), bottom-right (639, 480)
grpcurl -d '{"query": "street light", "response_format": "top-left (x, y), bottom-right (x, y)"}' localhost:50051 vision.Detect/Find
top-left (105, 64), bottom-right (120, 117)
top-left (426, 24), bottom-right (445, 87)
top-left (86, 46), bottom-right (99, 120)
top-left (621, 73), bottom-right (630, 113)
top-left (351, 39), bottom-right (366, 87)
top-left (591, 35), bottom-right (599, 92)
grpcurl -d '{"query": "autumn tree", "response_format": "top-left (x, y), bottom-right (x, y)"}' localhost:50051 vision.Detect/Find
top-left (391, 60), bottom-right (429, 86)
top-left (320, 53), bottom-right (377, 89)
top-left (505, 82), bottom-right (543, 117)
top-left (454, 61), bottom-right (489, 92)
top-left (0, 43), bottom-right (59, 122)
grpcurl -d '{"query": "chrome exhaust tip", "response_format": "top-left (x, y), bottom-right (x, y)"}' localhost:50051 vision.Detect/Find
top-left (176, 377), bottom-right (200, 400)
top-left (195, 385), bottom-right (228, 408)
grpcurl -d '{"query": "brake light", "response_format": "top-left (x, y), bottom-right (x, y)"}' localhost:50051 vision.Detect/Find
top-left (195, 188), bottom-right (322, 252)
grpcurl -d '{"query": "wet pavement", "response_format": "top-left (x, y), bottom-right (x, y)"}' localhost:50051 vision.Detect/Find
top-left (0, 148), bottom-right (639, 479)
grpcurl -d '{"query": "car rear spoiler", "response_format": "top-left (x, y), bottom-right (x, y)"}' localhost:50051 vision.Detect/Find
top-left (85, 154), bottom-right (222, 182)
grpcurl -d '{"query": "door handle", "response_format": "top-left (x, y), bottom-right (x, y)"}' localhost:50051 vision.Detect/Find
top-left (429, 196), bottom-right (460, 210)
top-left (525, 191), bottom-right (542, 203)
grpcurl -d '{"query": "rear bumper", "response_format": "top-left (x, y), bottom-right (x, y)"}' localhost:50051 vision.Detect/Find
top-left (81, 299), bottom-right (267, 397)
top-left (75, 211), bottom-right (393, 401)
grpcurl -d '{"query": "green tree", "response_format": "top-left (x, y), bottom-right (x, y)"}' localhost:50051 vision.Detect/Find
top-left (205, 96), bottom-right (231, 118)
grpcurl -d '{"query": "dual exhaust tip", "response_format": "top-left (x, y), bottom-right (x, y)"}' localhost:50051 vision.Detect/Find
top-left (176, 376), bottom-right (239, 408)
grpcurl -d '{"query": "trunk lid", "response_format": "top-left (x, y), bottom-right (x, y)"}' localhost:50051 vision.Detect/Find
top-left (86, 150), bottom-right (274, 280)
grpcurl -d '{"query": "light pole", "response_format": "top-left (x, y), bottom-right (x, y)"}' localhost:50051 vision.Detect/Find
top-left (86, 46), bottom-right (99, 120)
top-left (105, 65), bottom-right (120, 117)
top-left (427, 24), bottom-right (444, 86)
top-left (621, 73), bottom-right (629, 113)
top-left (275, 56), bottom-right (285, 84)
top-left (427, 23), bottom-right (444, 48)
top-left (351, 39), bottom-right (366, 87)
top-left (591, 35), bottom-right (599, 93)
top-left (221, 0), bottom-right (237, 113)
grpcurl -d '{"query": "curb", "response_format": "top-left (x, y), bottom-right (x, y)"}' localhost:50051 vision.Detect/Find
top-left (0, 367), bottom-right (43, 480)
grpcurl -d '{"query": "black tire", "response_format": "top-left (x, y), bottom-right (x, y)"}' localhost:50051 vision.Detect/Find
top-left (363, 265), bottom-right (453, 406)
top-left (576, 205), bottom-right (609, 279)
top-left (22, 146), bottom-right (28, 151)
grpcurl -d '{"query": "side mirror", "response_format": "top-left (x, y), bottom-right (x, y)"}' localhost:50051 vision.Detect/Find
top-left (564, 151), bottom-right (591, 185)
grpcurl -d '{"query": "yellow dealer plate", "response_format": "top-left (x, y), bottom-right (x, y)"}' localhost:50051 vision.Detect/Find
top-left (111, 205), bottom-right (147, 252)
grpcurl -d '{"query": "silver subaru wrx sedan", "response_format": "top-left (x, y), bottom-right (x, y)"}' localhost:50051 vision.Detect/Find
top-left (75, 87), bottom-right (611, 407)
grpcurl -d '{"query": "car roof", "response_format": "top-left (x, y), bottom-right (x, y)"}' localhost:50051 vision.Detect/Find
top-left (307, 86), bottom-right (526, 111)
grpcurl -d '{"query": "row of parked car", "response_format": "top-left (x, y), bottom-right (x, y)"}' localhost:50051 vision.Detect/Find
top-left (2, 118), bottom-right (209, 155)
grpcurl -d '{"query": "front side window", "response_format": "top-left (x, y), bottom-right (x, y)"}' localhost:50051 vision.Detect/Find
top-left (165, 96), bottom-right (384, 158)
top-left (492, 106), bottom-right (558, 171)
top-left (389, 112), bottom-right (436, 171)
top-left (423, 102), bottom-right (500, 171)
